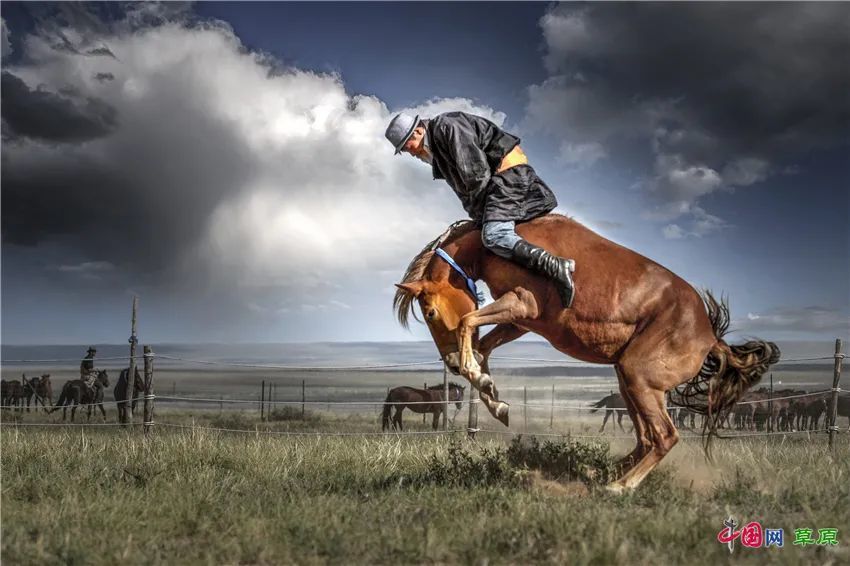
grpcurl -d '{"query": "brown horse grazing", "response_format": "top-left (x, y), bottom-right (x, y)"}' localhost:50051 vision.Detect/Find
top-left (382, 383), bottom-right (465, 431)
top-left (50, 370), bottom-right (110, 422)
top-left (114, 367), bottom-right (144, 423)
top-left (394, 215), bottom-right (779, 492)
top-left (590, 392), bottom-right (629, 433)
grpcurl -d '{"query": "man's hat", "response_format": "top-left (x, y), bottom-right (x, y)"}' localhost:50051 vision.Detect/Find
top-left (385, 113), bottom-right (420, 155)
top-left (87, 346), bottom-right (97, 353)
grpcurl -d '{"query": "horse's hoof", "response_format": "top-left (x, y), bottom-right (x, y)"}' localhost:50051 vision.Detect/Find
top-left (495, 402), bottom-right (509, 427)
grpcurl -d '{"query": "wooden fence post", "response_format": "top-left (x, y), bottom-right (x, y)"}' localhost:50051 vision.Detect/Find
top-left (828, 338), bottom-right (844, 451)
top-left (768, 373), bottom-right (773, 432)
top-left (423, 382), bottom-right (427, 424)
top-left (523, 386), bottom-right (528, 432)
top-left (467, 382), bottom-right (478, 439)
top-left (301, 379), bottom-right (306, 420)
top-left (143, 345), bottom-right (154, 436)
top-left (550, 383), bottom-right (555, 429)
top-left (125, 296), bottom-right (138, 426)
top-left (443, 365), bottom-right (449, 431)
top-left (261, 380), bottom-right (265, 421)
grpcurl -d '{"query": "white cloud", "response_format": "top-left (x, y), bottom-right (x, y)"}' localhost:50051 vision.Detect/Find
top-left (56, 260), bottom-right (115, 273)
top-left (662, 224), bottom-right (685, 240)
top-left (735, 306), bottom-right (850, 335)
top-left (1, 18), bottom-right (11, 58)
top-left (6, 14), bottom-right (500, 313)
top-left (722, 157), bottom-right (770, 187)
top-left (557, 141), bottom-right (607, 167)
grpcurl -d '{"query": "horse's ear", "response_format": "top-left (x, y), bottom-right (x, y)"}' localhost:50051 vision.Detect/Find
top-left (395, 281), bottom-right (426, 297)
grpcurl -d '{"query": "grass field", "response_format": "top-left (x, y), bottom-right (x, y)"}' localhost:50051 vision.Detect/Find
top-left (2, 411), bottom-right (848, 565)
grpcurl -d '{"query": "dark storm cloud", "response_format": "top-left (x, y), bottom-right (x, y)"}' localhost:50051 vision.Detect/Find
top-left (1, 71), bottom-right (117, 142)
top-left (527, 3), bottom-right (850, 235)
top-left (535, 3), bottom-right (850, 155)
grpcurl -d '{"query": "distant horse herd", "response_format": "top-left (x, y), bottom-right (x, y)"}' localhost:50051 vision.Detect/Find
top-left (591, 389), bottom-right (850, 433)
top-left (1, 368), bottom-right (145, 422)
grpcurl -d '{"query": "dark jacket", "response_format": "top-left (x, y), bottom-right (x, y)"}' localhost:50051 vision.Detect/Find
top-left (80, 353), bottom-right (95, 373)
top-left (426, 112), bottom-right (557, 225)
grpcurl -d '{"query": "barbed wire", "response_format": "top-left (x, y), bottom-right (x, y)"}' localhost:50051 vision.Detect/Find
top-left (154, 422), bottom-right (461, 436)
top-left (3, 420), bottom-right (834, 440)
top-left (0, 395), bottom-right (148, 411)
top-left (155, 394), bottom-right (469, 407)
top-left (3, 387), bottom-right (843, 412)
top-left (2, 352), bottom-right (840, 367)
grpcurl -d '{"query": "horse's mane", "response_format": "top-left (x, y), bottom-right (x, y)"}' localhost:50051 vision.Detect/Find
top-left (393, 220), bottom-right (478, 329)
top-left (426, 381), bottom-right (465, 391)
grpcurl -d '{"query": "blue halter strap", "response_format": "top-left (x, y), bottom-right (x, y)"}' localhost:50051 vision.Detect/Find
top-left (434, 247), bottom-right (482, 305)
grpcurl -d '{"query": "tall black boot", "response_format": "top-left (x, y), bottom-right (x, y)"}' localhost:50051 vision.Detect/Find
top-left (511, 240), bottom-right (576, 308)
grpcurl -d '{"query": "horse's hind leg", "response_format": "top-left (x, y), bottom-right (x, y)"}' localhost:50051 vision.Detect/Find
top-left (607, 386), bottom-right (679, 493)
top-left (607, 317), bottom-right (712, 492)
top-left (614, 367), bottom-right (650, 473)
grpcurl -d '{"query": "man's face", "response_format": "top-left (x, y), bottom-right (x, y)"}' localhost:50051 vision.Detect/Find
top-left (401, 126), bottom-right (431, 163)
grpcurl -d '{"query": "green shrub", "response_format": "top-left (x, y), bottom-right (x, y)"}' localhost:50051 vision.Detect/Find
top-left (209, 412), bottom-right (256, 430)
top-left (505, 436), bottom-right (617, 485)
top-left (268, 406), bottom-right (320, 422)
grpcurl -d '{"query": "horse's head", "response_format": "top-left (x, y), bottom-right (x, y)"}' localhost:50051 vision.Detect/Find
top-left (449, 382), bottom-right (466, 409)
top-left (97, 370), bottom-right (110, 387)
top-left (395, 278), bottom-right (479, 374)
top-left (394, 223), bottom-right (484, 374)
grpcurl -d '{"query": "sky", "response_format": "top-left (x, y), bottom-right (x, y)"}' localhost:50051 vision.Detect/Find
top-left (1, 2), bottom-right (848, 346)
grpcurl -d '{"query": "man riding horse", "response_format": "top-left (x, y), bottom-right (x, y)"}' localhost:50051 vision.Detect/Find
top-left (387, 110), bottom-right (780, 492)
top-left (385, 111), bottom-right (576, 308)
top-left (80, 346), bottom-right (98, 387)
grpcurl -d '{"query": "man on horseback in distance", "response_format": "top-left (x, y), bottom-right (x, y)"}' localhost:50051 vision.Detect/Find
top-left (385, 111), bottom-right (576, 307)
top-left (80, 346), bottom-right (97, 388)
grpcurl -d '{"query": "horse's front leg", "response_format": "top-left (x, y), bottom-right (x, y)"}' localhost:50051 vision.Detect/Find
top-left (478, 323), bottom-right (528, 401)
top-left (432, 409), bottom-right (440, 430)
top-left (457, 288), bottom-right (540, 426)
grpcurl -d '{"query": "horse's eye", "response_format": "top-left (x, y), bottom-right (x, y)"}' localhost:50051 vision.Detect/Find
top-left (426, 308), bottom-right (438, 320)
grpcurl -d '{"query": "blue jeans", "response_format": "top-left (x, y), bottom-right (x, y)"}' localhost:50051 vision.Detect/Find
top-left (481, 221), bottom-right (521, 259)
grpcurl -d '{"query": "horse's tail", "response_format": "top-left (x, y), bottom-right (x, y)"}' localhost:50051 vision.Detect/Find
top-left (381, 393), bottom-right (393, 431)
top-left (674, 291), bottom-right (780, 455)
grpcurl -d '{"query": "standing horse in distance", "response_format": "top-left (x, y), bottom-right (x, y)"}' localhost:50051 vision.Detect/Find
top-left (382, 383), bottom-right (465, 431)
top-left (114, 367), bottom-right (145, 423)
top-left (590, 392), bottom-right (629, 433)
top-left (1, 379), bottom-right (25, 411)
top-left (50, 370), bottom-right (110, 422)
top-left (394, 215), bottom-right (779, 492)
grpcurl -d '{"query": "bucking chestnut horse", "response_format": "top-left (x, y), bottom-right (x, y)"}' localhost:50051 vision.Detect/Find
top-left (394, 214), bottom-right (779, 492)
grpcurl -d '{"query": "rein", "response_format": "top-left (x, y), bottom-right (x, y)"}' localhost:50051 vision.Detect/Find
top-left (434, 248), bottom-right (482, 306)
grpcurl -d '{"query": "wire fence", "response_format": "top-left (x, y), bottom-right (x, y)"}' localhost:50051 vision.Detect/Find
top-left (2, 346), bottom-right (846, 441)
